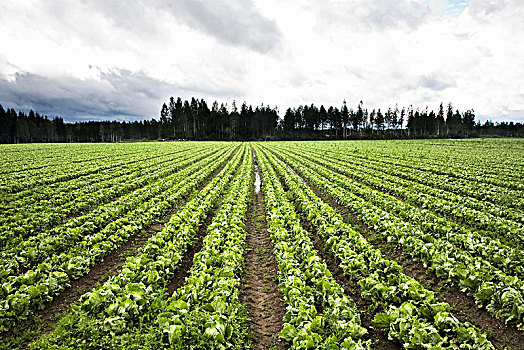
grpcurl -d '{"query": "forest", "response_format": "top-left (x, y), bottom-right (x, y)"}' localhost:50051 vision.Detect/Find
top-left (0, 98), bottom-right (522, 143)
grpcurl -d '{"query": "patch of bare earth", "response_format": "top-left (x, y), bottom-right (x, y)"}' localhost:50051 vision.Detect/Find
top-left (240, 156), bottom-right (286, 350)
top-left (2, 156), bottom-right (230, 349)
top-left (165, 149), bottom-right (240, 296)
top-left (39, 228), bottom-right (158, 335)
top-left (304, 220), bottom-right (402, 350)
top-left (306, 178), bottom-right (524, 350)
top-left (278, 179), bottom-right (400, 349)
top-left (3, 226), bottom-right (159, 350)
top-left (301, 150), bottom-right (524, 251)
top-left (365, 234), bottom-right (524, 350)
top-left (269, 151), bottom-right (398, 347)
top-left (165, 213), bottom-right (211, 296)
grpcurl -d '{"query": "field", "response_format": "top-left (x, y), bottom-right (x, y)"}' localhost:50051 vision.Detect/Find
top-left (0, 139), bottom-right (523, 349)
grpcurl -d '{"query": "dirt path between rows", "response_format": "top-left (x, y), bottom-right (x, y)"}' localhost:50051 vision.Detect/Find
top-left (306, 223), bottom-right (402, 350)
top-left (165, 214), bottom-right (211, 296)
top-left (240, 153), bottom-right (286, 350)
top-left (40, 228), bottom-right (157, 334)
top-left (2, 226), bottom-right (160, 350)
top-left (293, 148), bottom-right (524, 251)
top-left (272, 157), bottom-right (400, 349)
top-left (265, 147), bottom-right (524, 350)
top-left (307, 177), bottom-right (524, 350)
top-left (1, 152), bottom-right (234, 350)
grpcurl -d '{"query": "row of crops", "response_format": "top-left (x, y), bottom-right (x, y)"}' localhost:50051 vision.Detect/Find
top-left (0, 139), bottom-right (522, 349)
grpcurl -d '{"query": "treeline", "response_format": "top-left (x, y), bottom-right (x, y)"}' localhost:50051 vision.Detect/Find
top-left (0, 105), bottom-right (160, 143)
top-left (157, 98), bottom-right (521, 139)
top-left (158, 97), bottom-right (278, 140)
top-left (0, 99), bottom-right (523, 143)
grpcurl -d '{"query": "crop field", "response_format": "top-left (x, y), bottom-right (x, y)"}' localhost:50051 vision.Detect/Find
top-left (0, 139), bottom-right (523, 349)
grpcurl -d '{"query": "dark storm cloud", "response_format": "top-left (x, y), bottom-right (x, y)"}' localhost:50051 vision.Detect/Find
top-left (164, 0), bottom-right (281, 53)
top-left (0, 68), bottom-right (240, 122)
top-left (79, 0), bottom-right (282, 54)
top-left (0, 70), bottom-right (161, 121)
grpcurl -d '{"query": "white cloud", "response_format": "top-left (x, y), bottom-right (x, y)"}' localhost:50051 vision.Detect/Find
top-left (0, 0), bottom-right (523, 122)
top-left (418, 74), bottom-right (457, 91)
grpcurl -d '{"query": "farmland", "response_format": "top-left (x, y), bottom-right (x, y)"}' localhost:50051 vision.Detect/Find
top-left (0, 139), bottom-right (523, 349)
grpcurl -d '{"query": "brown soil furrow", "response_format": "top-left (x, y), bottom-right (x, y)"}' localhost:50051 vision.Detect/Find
top-left (166, 148), bottom-right (240, 296)
top-left (365, 234), bottom-right (524, 350)
top-left (39, 149), bottom-right (231, 330)
top-left (165, 213), bottom-right (211, 296)
top-left (39, 228), bottom-right (158, 335)
top-left (2, 151), bottom-right (235, 349)
top-left (5, 225), bottom-right (161, 350)
top-left (294, 149), bottom-right (522, 249)
top-left (240, 154), bottom-right (286, 350)
top-left (309, 228), bottom-right (401, 350)
top-left (304, 176), bottom-right (524, 350)
top-left (274, 156), bottom-right (397, 347)
top-left (282, 179), bottom-right (400, 350)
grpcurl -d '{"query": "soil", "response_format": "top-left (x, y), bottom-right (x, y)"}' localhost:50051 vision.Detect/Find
top-left (267, 149), bottom-right (524, 350)
top-left (240, 153), bottom-right (286, 350)
top-left (306, 176), bottom-right (524, 350)
top-left (307, 223), bottom-right (402, 350)
top-left (1, 227), bottom-right (159, 350)
top-left (154, 150), bottom-right (238, 297)
top-left (9, 149), bottom-right (184, 195)
top-left (1, 152), bottom-right (233, 349)
top-left (369, 236), bottom-right (524, 350)
top-left (165, 214), bottom-right (211, 296)
top-left (301, 150), bottom-right (524, 251)
top-left (278, 173), bottom-right (399, 349)
top-left (273, 155), bottom-right (399, 348)
top-left (39, 228), bottom-right (157, 335)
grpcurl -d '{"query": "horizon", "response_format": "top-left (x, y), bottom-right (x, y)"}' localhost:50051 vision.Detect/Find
top-left (1, 0), bottom-right (523, 123)
top-left (3, 99), bottom-right (523, 127)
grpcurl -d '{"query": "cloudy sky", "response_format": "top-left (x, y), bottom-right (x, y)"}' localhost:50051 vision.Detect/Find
top-left (0, 0), bottom-right (523, 123)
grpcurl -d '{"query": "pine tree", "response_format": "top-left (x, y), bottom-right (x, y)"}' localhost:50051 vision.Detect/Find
top-left (369, 109), bottom-right (376, 133)
top-left (160, 103), bottom-right (169, 139)
top-left (376, 109), bottom-right (384, 131)
top-left (319, 105), bottom-right (327, 138)
top-left (437, 102), bottom-right (445, 136)
top-left (341, 100), bottom-right (349, 139)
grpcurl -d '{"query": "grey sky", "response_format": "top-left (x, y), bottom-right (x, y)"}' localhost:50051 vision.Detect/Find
top-left (0, 0), bottom-right (523, 123)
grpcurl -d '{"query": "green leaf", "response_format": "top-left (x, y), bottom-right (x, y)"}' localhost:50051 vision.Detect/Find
top-left (165, 324), bottom-right (185, 346)
top-left (224, 324), bottom-right (232, 340)
top-left (372, 313), bottom-right (391, 328)
top-left (279, 324), bottom-right (298, 341)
